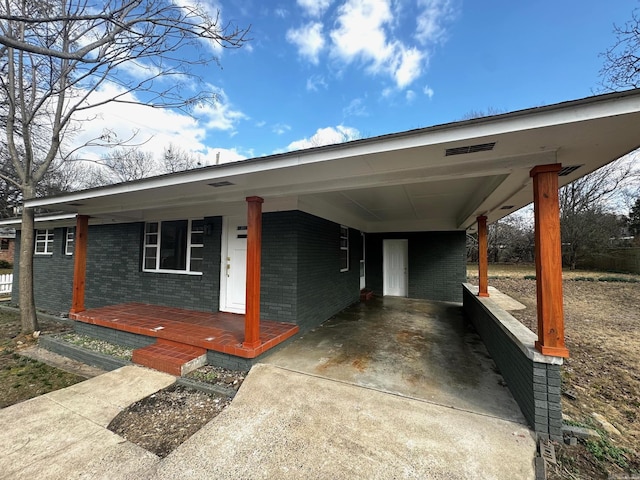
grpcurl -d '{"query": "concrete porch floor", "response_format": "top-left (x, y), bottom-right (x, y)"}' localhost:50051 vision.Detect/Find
top-left (264, 296), bottom-right (527, 425)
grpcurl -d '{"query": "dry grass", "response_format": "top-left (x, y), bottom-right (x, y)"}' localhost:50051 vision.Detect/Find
top-left (468, 263), bottom-right (640, 479)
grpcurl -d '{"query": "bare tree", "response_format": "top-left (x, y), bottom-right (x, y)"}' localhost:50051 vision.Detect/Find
top-left (162, 143), bottom-right (202, 173)
top-left (600, 6), bottom-right (640, 90)
top-left (0, 0), bottom-right (249, 333)
top-left (100, 148), bottom-right (157, 182)
top-left (560, 156), bottom-right (640, 269)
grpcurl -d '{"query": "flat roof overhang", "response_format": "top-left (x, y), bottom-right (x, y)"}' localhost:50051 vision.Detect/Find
top-left (4, 89), bottom-right (640, 232)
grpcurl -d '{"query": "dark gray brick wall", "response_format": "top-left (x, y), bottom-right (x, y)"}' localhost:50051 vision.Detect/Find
top-left (462, 286), bottom-right (563, 440)
top-left (295, 212), bottom-right (361, 332)
top-left (85, 218), bottom-right (221, 311)
top-left (13, 218), bottom-right (223, 314)
top-left (73, 322), bottom-right (155, 349)
top-left (12, 228), bottom-right (75, 314)
top-left (366, 231), bottom-right (466, 303)
top-left (261, 212), bottom-right (298, 323)
top-left (260, 211), bottom-right (361, 331)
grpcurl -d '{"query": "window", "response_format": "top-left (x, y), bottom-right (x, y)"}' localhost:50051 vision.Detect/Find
top-left (143, 219), bottom-right (204, 274)
top-left (0, 239), bottom-right (9, 251)
top-left (340, 225), bottom-right (349, 272)
top-left (65, 227), bottom-right (75, 256)
top-left (35, 229), bottom-right (54, 255)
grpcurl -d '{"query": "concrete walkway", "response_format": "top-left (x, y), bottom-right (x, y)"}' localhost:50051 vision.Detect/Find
top-left (0, 366), bottom-right (174, 480)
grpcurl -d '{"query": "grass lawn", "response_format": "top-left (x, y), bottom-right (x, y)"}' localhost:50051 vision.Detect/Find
top-left (0, 309), bottom-right (85, 408)
top-left (0, 269), bottom-right (12, 275)
top-left (468, 263), bottom-right (640, 479)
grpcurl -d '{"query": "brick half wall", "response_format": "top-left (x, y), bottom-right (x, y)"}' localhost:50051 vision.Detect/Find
top-left (462, 283), bottom-right (563, 440)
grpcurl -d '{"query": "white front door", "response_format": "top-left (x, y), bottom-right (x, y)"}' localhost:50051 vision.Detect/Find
top-left (220, 217), bottom-right (248, 314)
top-left (383, 239), bottom-right (408, 297)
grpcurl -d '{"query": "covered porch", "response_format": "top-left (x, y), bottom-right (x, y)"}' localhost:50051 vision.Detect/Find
top-left (70, 303), bottom-right (299, 373)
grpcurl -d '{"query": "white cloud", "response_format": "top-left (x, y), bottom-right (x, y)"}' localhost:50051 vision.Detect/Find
top-left (343, 98), bottom-right (368, 117)
top-left (66, 82), bottom-right (246, 170)
top-left (297, 0), bottom-right (333, 17)
top-left (193, 85), bottom-right (247, 131)
top-left (201, 147), bottom-right (247, 165)
top-left (274, 8), bottom-right (288, 18)
top-left (286, 22), bottom-right (326, 64)
top-left (392, 45), bottom-right (424, 88)
top-left (330, 0), bottom-right (393, 70)
top-left (306, 75), bottom-right (328, 91)
top-left (415, 0), bottom-right (455, 45)
top-left (318, 0), bottom-right (457, 90)
top-left (286, 125), bottom-right (360, 151)
top-left (423, 84), bottom-right (435, 98)
top-left (272, 123), bottom-right (292, 135)
top-left (406, 90), bottom-right (416, 102)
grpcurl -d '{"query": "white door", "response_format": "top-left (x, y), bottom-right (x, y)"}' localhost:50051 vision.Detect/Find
top-left (220, 217), bottom-right (247, 314)
top-left (383, 239), bottom-right (408, 297)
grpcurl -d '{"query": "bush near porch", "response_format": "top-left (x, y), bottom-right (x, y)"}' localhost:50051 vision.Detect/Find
top-left (467, 263), bottom-right (640, 479)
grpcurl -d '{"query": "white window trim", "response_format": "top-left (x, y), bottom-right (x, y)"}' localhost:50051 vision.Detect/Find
top-left (142, 219), bottom-right (204, 275)
top-left (65, 227), bottom-right (75, 256)
top-left (340, 225), bottom-right (349, 272)
top-left (35, 229), bottom-right (54, 255)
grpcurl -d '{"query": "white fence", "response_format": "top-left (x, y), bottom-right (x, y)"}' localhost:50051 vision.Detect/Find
top-left (0, 274), bottom-right (13, 296)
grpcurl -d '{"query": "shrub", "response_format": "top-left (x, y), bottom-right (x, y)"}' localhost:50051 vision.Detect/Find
top-left (597, 276), bottom-right (639, 283)
top-left (0, 260), bottom-right (12, 269)
top-left (523, 275), bottom-right (536, 280)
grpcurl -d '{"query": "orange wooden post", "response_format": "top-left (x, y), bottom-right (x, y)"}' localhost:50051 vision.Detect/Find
top-left (70, 215), bottom-right (89, 315)
top-left (530, 165), bottom-right (569, 358)
top-left (477, 215), bottom-right (489, 297)
top-left (244, 196), bottom-right (264, 348)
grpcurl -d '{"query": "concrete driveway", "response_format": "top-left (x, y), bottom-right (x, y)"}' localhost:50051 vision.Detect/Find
top-left (155, 363), bottom-right (536, 479)
top-left (264, 296), bottom-right (527, 423)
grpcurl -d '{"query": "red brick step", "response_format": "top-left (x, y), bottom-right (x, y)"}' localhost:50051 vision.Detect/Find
top-left (132, 339), bottom-right (207, 376)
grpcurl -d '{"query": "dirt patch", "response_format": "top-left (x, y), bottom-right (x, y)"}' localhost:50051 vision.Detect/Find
top-left (108, 384), bottom-right (232, 458)
top-left (471, 272), bottom-right (640, 479)
top-left (106, 365), bottom-right (247, 457)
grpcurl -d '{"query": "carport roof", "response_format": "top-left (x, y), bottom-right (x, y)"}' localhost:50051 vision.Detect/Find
top-left (8, 88), bottom-right (640, 233)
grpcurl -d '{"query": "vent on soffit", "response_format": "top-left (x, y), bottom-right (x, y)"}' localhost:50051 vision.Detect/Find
top-left (445, 142), bottom-right (496, 156)
top-left (558, 165), bottom-right (583, 177)
top-left (208, 181), bottom-right (235, 187)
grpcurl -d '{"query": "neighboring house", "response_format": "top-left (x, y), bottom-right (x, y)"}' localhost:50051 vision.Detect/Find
top-left (0, 228), bottom-right (16, 265)
top-left (3, 88), bottom-right (640, 440)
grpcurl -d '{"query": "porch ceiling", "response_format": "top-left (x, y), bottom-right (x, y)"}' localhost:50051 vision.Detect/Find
top-left (17, 89), bottom-right (640, 233)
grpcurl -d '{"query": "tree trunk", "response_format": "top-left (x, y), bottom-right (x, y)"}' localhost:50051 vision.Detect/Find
top-left (19, 187), bottom-right (39, 334)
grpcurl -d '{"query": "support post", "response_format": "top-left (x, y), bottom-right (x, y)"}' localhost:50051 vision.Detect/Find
top-left (477, 215), bottom-right (489, 297)
top-left (244, 196), bottom-right (264, 348)
top-left (530, 165), bottom-right (569, 358)
top-left (70, 215), bottom-right (89, 314)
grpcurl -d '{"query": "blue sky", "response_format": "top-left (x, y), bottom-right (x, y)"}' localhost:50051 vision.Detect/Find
top-left (77, 0), bottom-right (638, 165)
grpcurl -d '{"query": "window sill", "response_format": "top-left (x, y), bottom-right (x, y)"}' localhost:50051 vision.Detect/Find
top-left (142, 269), bottom-right (203, 276)
top-left (34, 253), bottom-right (53, 256)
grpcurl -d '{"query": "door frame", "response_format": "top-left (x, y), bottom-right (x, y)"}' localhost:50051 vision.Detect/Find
top-left (383, 239), bottom-right (408, 297)
top-left (219, 216), bottom-right (247, 314)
